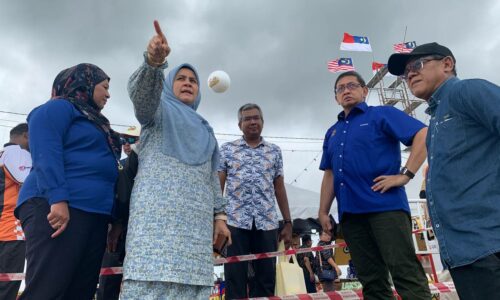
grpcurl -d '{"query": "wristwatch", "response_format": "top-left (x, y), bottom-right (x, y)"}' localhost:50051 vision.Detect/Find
top-left (400, 167), bottom-right (415, 179)
top-left (283, 219), bottom-right (293, 226)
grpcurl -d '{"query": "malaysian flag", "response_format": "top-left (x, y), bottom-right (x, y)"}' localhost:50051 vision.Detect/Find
top-left (327, 58), bottom-right (355, 73)
top-left (393, 41), bottom-right (417, 53)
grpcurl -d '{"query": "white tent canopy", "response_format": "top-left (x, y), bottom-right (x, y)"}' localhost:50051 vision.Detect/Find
top-left (276, 184), bottom-right (338, 221)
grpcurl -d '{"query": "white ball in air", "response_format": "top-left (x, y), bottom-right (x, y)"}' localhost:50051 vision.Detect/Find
top-left (207, 70), bottom-right (230, 93)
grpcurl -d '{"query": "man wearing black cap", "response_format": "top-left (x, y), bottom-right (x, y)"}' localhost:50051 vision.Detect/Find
top-left (388, 42), bottom-right (500, 299)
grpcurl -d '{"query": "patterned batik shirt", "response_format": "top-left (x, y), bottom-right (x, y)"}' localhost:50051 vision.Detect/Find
top-left (219, 138), bottom-right (284, 230)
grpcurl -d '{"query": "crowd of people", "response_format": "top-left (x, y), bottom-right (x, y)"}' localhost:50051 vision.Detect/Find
top-left (0, 19), bottom-right (499, 300)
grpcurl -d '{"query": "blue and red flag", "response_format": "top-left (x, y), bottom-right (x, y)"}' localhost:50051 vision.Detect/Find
top-left (327, 58), bottom-right (355, 73)
top-left (393, 41), bottom-right (417, 53)
top-left (340, 33), bottom-right (372, 52)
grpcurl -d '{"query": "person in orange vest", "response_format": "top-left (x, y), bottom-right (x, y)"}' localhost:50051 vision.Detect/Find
top-left (0, 123), bottom-right (31, 300)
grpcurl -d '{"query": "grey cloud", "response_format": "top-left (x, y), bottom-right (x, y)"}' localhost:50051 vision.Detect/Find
top-left (1, 0), bottom-right (499, 194)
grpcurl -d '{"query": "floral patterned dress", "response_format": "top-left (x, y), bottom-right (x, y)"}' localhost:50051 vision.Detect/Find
top-left (121, 61), bottom-right (226, 299)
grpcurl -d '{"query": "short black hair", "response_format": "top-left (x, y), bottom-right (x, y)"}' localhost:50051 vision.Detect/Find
top-left (302, 234), bottom-right (312, 244)
top-left (10, 123), bottom-right (28, 138)
top-left (334, 71), bottom-right (366, 90)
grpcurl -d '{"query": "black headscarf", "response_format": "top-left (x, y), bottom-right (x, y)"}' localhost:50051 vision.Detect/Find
top-left (51, 63), bottom-right (121, 160)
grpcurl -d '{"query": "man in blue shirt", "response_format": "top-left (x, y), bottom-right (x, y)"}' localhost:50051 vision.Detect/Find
top-left (388, 42), bottom-right (500, 300)
top-left (318, 71), bottom-right (430, 299)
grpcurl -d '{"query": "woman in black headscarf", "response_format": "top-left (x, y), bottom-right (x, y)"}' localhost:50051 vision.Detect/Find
top-left (16, 63), bottom-right (121, 299)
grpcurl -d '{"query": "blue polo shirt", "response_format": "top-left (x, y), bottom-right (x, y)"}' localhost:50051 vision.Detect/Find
top-left (320, 102), bottom-right (425, 221)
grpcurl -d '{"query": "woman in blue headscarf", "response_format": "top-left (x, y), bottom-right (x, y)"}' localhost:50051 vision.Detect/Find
top-left (16, 63), bottom-right (121, 299)
top-left (120, 21), bottom-right (231, 299)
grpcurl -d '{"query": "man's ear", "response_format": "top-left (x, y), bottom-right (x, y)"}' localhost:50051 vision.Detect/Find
top-left (443, 56), bottom-right (455, 74)
top-left (362, 86), bottom-right (369, 98)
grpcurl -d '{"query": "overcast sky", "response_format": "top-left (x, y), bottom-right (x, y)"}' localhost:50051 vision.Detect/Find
top-left (1, 0), bottom-right (499, 204)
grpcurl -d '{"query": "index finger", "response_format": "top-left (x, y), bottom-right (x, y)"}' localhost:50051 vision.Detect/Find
top-left (51, 223), bottom-right (67, 238)
top-left (153, 20), bottom-right (166, 40)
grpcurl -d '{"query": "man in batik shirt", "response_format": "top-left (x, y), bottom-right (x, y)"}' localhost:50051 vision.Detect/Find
top-left (219, 103), bottom-right (292, 299)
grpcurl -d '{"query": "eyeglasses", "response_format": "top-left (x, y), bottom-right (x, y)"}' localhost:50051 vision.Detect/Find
top-left (335, 82), bottom-right (362, 94)
top-left (402, 56), bottom-right (445, 79)
top-left (242, 115), bottom-right (262, 122)
top-left (120, 136), bottom-right (139, 145)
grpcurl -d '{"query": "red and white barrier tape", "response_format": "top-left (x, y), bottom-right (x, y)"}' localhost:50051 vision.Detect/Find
top-left (0, 267), bottom-right (124, 282)
top-left (0, 227), bottom-right (434, 281)
top-left (0, 273), bottom-right (25, 282)
top-left (245, 282), bottom-right (456, 299)
top-left (214, 242), bottom-right (347, 265)
top-left (0, 243), bottom-right (346, 281)
top-left (98, 266), bottom-right (123, 276)
top-left (252, 290), bottom-right (364, 300)
top-left (214, 227), bottom-right (433, 264)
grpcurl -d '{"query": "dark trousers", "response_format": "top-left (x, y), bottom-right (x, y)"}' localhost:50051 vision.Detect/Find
top-left (302, 269), bottom-right (317, 293)
top-left (341, 211), bottom-right (431, 300)
top-left (449, 252), bottom-right (500, 300)
top-left (96, 235), bottom-right (125, 300)
top-left (224, 224), bottom-right (277, 299)
top-left (0, 240), bottom-right (26, 300)
top-left (18, 198), bottom-right (109, 300)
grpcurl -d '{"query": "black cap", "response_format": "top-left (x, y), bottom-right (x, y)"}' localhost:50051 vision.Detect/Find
top-left (387, 42), bottom-right (455, 76)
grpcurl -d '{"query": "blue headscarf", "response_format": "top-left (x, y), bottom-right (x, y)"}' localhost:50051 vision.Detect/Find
top-left (160, 63), bottom-right (219, 171)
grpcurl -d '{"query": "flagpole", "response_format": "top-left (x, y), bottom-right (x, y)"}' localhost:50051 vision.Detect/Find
top-left (403, 25), bottom-right (408, 43)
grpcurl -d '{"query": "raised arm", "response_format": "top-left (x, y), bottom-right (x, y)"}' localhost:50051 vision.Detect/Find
top-left (128, 20), bottom-right (171, 125)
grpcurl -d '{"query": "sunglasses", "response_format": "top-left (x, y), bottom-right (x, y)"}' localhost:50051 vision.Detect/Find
top-left (120, 136), bottom-right (139, 145)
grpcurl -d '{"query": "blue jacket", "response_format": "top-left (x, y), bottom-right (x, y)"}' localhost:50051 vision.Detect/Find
top-left (17, 100), bottom-right (118, 215)
top-left (426, 76), bottom-right (500, 268)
